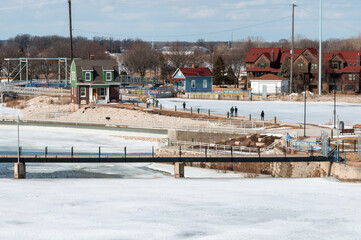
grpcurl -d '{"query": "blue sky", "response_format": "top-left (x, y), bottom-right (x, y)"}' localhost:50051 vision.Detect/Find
top-left (0, 0), bottom-right (360, 42)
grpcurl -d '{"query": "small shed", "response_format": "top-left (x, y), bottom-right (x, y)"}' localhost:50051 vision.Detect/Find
top-left (250, 74), bottom-right (289, 94)
top-left (171, 67), bottom-right (213, 93)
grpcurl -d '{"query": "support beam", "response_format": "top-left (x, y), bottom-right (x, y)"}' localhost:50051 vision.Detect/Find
top-left (174, 162), bottom-right (184, 178)
top-left (14, 162), bottom-right (26, 179)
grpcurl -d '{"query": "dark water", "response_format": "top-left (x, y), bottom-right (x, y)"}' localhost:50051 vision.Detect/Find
top-left (0, 163), bottom-right (165, 179)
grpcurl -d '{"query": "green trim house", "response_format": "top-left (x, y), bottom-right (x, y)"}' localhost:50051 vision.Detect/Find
top-left (70, 59), bottom-right (120, 104)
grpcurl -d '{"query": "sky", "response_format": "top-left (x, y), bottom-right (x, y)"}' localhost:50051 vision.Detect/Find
top-left (0, 0), bottom-right (360, 42)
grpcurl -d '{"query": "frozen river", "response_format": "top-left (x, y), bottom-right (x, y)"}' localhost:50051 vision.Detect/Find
top-left (0, 175), bottom-right (360, 239)
top-left (0, 123), bottom-right (166, 178)
top-left (159, 99), bottom-right (361, 125)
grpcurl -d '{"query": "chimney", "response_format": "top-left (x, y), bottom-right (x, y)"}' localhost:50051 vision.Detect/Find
top-left (90, 54), bottom-right (95, 60)
top-left (358, 53), bottom-right (360, 67)
top-left (271, 50), bottom-right (274, 62)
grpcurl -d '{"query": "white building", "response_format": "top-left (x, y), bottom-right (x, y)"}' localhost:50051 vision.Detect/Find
top-left (250, 74), bottom-right (289, 94)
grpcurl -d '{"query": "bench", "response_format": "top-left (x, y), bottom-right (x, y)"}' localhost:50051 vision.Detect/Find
top-left (341, 128), bottom-right (355, 135)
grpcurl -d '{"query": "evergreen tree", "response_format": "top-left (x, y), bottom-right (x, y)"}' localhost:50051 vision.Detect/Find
top-left (225, 66), bottom-right (237, 85)
top-left (212, 56), bottom-right (226, 85)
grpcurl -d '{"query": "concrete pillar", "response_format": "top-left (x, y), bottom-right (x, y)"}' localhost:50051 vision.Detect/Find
top-left (14, 162), bottom-right (26, 179)
top-left (174, 162), bottom-right (184, 178)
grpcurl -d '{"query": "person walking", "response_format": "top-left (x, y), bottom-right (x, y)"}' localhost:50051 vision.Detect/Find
top-left (235, 106), bottom-right (238, 117)
top-left (261, 110), bottom-right (265, 121)
top-left (286, 132), bottom-right (291, 148)
top-left (230, 106), bottom-right (234, 117)
top-left (182, 102), bottom-right (186, 111)
top-left (197, 108), bottom-right (200, 114)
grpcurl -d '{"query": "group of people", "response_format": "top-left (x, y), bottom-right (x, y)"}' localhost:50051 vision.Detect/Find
top-left (182, 102), bottom-right (200, 114)
top-left (229, 106), bottom-right (238, 117)
top-left (146, 98), bottom-right (159, 108)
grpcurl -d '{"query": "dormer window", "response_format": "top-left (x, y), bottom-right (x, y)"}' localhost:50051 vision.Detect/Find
top-left (85, 72), bottom-right (91, 81)
top-left (106, 72), bottom-right (112, 81)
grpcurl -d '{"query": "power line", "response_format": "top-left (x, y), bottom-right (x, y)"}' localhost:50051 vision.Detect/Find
top-left (73, 15), bottom-right (291, 40)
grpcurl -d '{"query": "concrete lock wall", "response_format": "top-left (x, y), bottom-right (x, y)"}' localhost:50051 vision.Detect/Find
top-left (168, 129), bottom-right (244, 143)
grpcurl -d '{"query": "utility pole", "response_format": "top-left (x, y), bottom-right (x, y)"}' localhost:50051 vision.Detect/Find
top-left (290, 3), bottom-right (296, 93)
top-left (68, 0), bottom-right (74, 61)
top-left (318, 0), bottom-right (323, 95)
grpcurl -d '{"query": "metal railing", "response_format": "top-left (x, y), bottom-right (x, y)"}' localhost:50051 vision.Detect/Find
top-left (167, 139), bottom-right (280, 155)
top-left (0, 85), bottom-right (70, 96)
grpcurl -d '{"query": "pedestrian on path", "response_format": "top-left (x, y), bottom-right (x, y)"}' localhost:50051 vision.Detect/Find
top-left (261, 110), bottom-right (265, 120)
top-left (230, 106), bottom-right (234, 117)
top-left (286, 132), bottom-right (291, 148)
top-left (183, 102), bottom-right (186, 110)
top-left (235, 106), bottom-right (238, 117)
top-left (197, 108), bottom-right (200, 114)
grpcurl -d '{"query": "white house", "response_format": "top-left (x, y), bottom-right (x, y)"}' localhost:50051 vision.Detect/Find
top-left (250, 74), bottom-right (289, 94)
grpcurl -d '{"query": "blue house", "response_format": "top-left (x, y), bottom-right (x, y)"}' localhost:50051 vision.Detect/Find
top-left (171, 67), bottom-right (213, 93)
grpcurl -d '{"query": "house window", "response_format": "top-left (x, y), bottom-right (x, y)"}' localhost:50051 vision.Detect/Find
top-left (85, 72), bottom-right (91, 81)
top-left (80, 88), bottom-right (86, 97)
top-left (345, 85), bottom-right (354, 91)
top-left (298, 63), bottom-right (303, 69)
top-left (203, 79), bottom-right (207, 88)
top-left (258, 63), bottom-right (267, 69)
top-left (191, 80), bottom-right (196, 88)
top-left (106, 72), bottom-right (112, 81)
top-left (332, 63), bottom-right (338, 69)
top-left (311, 64), bottom-right (318, 70)
top-left (349, 74), bottom-right (356, 81)
top-left (100, 88), bottom-right (105, 97)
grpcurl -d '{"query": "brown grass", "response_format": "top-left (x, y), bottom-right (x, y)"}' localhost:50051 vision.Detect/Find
top-left (6, 100), bottom-right (21, 108)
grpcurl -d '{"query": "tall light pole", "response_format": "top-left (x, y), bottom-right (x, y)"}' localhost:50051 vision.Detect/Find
top-left (290, 3), bottom-right (296, 93)
top-left (318, 0), bottom-right (323, 95)
top-left (68, 0), bottom-right (74, 62)
top-left (304, 77), bottom-right (308, 137)
top-left (17, 116), bottom-right (20, 164)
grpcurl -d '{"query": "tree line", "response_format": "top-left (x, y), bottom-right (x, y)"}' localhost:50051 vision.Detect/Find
top-left (1, 34), bottom-right (361, 83)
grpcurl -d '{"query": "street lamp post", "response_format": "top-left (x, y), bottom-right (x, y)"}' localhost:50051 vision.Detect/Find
top-left (17, 116), bottom-right (20, 164)
top-left (333, 79), bottom-right (336, 129)
top-left (304, 78), bottom-right (308, 137)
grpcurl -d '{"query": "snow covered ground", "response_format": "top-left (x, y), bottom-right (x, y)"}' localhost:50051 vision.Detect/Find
top-left (159, 99), bottom-right (361, 125)
top-left (0, 176), bottom-right (360, 239)
top-left (0, 103), bottom-right (22, 118)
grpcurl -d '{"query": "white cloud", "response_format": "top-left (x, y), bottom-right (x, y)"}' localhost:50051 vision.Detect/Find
top-left (179, 7), bottom-right (216, 19)
top-left (102, 5), bottom-right (114, 13)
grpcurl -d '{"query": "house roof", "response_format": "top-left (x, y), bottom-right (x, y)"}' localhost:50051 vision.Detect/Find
top-left (280, 48), bottom-right (305, 63)
top-left (178, 67), bottom-right (213, 77)
top-left (245, 48), bottom-right (281, 63)
top-left (74, 59), bottom-right (119, 83)
top-left (250, 73), bottom-right (288, 81)
top-left (333, 51), bottom-right (361, 65)
top-left (246, 67), bottom-right (280, 73)
top-left (332, 66), bottom-right (361, 74)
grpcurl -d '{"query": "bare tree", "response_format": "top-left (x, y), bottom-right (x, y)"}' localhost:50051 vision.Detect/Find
top-left (123, 40), bottom-right (158, 77)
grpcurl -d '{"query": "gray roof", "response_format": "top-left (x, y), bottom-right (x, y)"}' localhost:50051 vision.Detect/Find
top-left (74, 59), bottom-right (120, 84)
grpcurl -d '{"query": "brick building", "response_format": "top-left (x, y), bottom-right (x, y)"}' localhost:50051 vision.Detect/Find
top-left (246, 48), bottom-right (361, 94)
